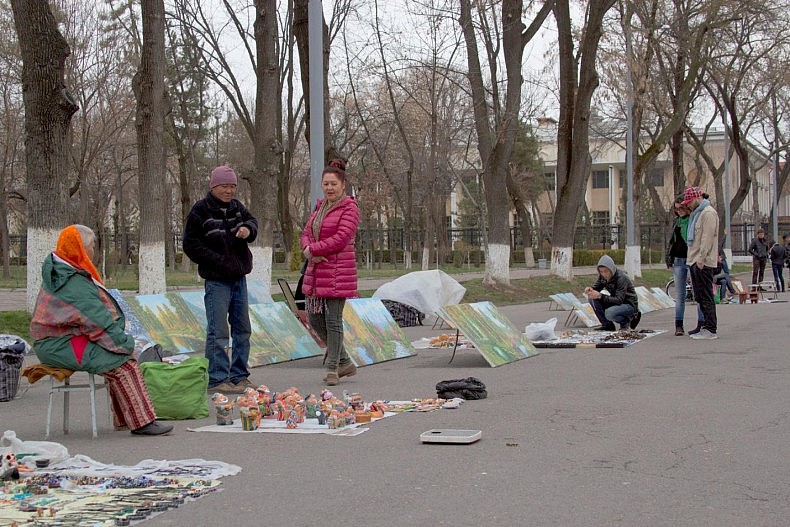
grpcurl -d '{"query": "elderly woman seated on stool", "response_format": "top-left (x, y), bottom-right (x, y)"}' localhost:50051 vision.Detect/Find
top-left (29, 224), bottom-right (172, 436)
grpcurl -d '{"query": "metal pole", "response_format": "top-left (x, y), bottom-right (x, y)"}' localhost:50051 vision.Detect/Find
top-left (624, 26), bottom-right (640, 277)
top-left (308, 0), bottom-right (324, 206)
top-left (772, 92), bottom-right (779, 242)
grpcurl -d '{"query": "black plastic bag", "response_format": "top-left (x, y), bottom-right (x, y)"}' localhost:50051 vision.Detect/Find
top-left (436, 377), bottom-right (487, 400)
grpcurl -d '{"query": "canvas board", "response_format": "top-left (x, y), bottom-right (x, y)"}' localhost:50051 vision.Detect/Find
top-left (436, 301), bottom-right (536, 367)
top-left (651, 287), bottom-right (676, 309)
top-left (342, 298), bottom-right (417, 366)
top-left (125, 293), bottom-right (205, 354)
top-left (247, 302), bottom-right (323, 367)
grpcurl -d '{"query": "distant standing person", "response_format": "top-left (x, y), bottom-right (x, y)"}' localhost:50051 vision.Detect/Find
top-left (665, 195), bottom-right (694, 335)
top-left (301, 159), bottom-right (360, 386)
top-left (682, 186), bottom-right (719, 339)
top-left (748, 228), bottom-right (769, 285)
top-left (769, 240), bottom-right (786, 292)
top-left (183, 166), bottom-right (258, 394)
top-left (584, 254), bottom-right (640, 331)
top-left (785, 234), bottom-right (790, 283)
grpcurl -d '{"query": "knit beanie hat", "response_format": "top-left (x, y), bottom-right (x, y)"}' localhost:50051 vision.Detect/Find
top-left (210, 165), bottom-right (238, 188)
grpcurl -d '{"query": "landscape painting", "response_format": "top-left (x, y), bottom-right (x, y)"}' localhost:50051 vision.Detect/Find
top-left (247, 302), bottom-right (323, 367)
top-left (437, 301), bottom-right (536, 367)
top-left (342, 298), bottom-right (417, 366)
top-left (125, 293), bottom-right (205, 354)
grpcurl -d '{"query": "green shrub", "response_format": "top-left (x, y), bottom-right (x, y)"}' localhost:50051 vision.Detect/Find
top-left (289, 235), bottom-right (303, 271)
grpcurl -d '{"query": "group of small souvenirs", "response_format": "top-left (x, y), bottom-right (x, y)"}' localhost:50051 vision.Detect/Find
top-left (210, 385), bottom-right (394, 430)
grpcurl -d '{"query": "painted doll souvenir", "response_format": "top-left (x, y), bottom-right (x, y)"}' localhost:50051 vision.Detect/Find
top-left (211, 393), bottom-right (235, 426)
top-left (327, 410), bottom-right (339, 429)
top-left (315, 409), bottom-right (327, 425)
top-left (320, 389), bottom-right (333, 401)
top-left (1, 452), bottom-right (20, 481)
top-left (349, 393), bottom-right (363, 410)
top-left (239, 406), bottom-right (260, 431)
top-left (286, 409), bottom-right (299, 429)
top-left (305, 394), bottom-right (318, 418)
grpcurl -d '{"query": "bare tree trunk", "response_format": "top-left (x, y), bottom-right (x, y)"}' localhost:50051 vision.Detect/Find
top-left (551, 0), bottom-right (614, 280)
top-left (460, 0), bottom-right (542, 286)
top-left (134, 0), bottom-right (167, 294)
top-left (11, 0), bottom-right (78, 311)
top-left (250, 0), bottom-right (283, 288)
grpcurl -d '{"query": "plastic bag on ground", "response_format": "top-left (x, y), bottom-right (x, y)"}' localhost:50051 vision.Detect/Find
top-left (1, 430), bottom-right (70, 467)
top-left (524, 317), bottom-right (558, 341)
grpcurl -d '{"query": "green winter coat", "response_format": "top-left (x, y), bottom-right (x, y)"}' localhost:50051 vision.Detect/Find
top-left (29, 254), bottom-right (133, 374)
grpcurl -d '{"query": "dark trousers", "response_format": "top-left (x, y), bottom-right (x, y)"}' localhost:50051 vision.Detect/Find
top-left (752, 257), bottom-right (766, 284)
top-left (690, 264), bottom-right (717, 333)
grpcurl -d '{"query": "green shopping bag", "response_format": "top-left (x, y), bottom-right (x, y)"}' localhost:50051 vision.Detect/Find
top-left (139, 357), bottom-right (209, 420)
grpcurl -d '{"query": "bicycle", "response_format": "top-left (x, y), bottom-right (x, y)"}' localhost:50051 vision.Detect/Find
top-left (665, 275), bottom-right (695, 303)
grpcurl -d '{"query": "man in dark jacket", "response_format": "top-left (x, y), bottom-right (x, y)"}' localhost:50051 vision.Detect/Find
top-left (183, 166), bottom-right (258, 394)
top-left (584, 254), bottom-right (641, 331)
top-left (749, 228), bottom-right (769, 285)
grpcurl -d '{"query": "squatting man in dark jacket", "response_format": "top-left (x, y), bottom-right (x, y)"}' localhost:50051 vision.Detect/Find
top-left (584, 255), bottom-right (641, 331)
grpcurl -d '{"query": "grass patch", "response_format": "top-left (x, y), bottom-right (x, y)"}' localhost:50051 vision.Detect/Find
top-left (0, 311), bottom-right (31, 342)
top-left (460, 268), bottom-right (674, 305)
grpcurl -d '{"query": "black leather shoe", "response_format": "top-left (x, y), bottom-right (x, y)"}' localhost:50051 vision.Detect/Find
top-left (594, 323), bottom-right (616, 331)
top-left (131, 421), bottom-right (173, 436)
top-left (629, 311), bottom-right (641, 330)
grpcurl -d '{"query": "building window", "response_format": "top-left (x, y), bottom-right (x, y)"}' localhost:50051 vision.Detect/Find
top-left (542, 172), bottom-right (556, 191)
top-left (591, 211), bottom-right (610, 225)
top-left (649, 169), bottom-right (664, 187)
top-left (592, 170), bottom-right (609, 189)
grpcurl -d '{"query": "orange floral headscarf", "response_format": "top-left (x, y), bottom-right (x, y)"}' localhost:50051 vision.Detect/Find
top-left (54, 225), bottom-right (103, 284)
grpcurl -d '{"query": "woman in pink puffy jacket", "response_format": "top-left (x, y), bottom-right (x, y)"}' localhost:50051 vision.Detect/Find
top-left (300, 159), bottom-right (360, 386)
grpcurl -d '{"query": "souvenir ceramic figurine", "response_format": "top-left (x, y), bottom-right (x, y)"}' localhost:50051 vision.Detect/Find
top-left (286, 409), bottom-right (299, 429)
top-left (211, 393), bottom-right (235, 426)
top-left (305, 394), bottom-right (318, 418)
top-left (239, 406), bottom-right (260, 431)
top-left (1, 452), bottom-right (20, 481)
top-left (349, 393), bottom-right (363, 410)
top-left (315, 409), bottom-right (327, 425)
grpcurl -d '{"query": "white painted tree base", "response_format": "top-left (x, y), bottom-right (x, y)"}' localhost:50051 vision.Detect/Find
top-left (551, 246), bottom-right (573, 280)
top-left (523, 247), bottom-right (535, 268)
top-left (249, 246), bottom-right (272, 296)
top-left (483, 243), bottom-right (510, 285)
top-left (139, 242), bottom-right (166, 295)
top-left (26, 227), bottom-right (61, 313)
top-left (421, 248), bottom-right (430, 271)
top-left (625, 245), bottom-right (642, 278)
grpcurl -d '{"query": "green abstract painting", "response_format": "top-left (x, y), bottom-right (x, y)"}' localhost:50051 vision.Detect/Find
top-left (342, 298), bottom-right (417, 366)
top-left (436, 301), bottom-right (537, 367)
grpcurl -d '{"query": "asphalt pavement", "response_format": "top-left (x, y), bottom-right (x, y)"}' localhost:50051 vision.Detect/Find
top-left (2, 274), bottom-right (790, 526)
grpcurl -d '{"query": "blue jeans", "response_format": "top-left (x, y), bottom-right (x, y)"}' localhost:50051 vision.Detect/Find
top-left (204, 278), bottom-right (251, 388)
top-left (590, 298), bottom-right (635, 329)
top-left (672, 258), bottom-right (689, 323)
top-left (308, 298), bottom-right (352, 371)
top-left (772, 263), bottom-right (785, 292)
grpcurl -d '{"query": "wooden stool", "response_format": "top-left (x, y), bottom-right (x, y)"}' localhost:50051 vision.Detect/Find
top-left (21, 365), bottom-right (110, 439)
